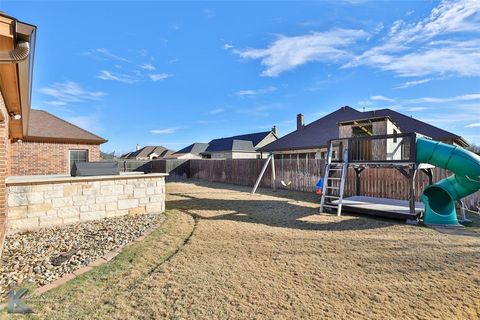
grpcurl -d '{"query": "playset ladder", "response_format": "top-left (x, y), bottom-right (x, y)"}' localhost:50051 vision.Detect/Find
top-left (319, 141), bottom-right (348, 216)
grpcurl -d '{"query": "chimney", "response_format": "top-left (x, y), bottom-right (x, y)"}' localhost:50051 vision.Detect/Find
top-left (272, 125), bottom-right (279, 136)
top-left (297, 114), bottom-right (304, 130)
top-left (136, 144), bottom-right (141, 151)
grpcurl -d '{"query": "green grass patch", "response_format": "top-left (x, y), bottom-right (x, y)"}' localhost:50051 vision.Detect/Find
top-left (15, 210), bottom-right (194, 320)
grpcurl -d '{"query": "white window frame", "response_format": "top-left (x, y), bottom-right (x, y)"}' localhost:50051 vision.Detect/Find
top-left (68, 149), bottom-right (89, 173)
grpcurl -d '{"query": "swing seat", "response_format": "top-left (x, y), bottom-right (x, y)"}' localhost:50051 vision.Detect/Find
top-left (315, 179), bottom-right (324, 195)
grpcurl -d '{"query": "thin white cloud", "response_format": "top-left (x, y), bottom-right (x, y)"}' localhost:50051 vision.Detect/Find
top-left (298, 20), bottom-right (322, 27)
top-left (44, 100), bottom-right (68, 107)
top-left (405, 106), bottom-right (430, 112)
top-left (38, 81), bottom-right (106, 105)
top-left (374, 42), bottom-right (480, 77)
top-left (140, 63), bottom-right (156, 71)
top-left (83, 48), bottom-right (131, 63)
top-left (65, 114), bottom-right (102, 132)
top-left (168, 58), bottom-right (180, 64)
top-left (370, 95), bottom-right (394, 102)
top-left (373, 22), bottom-right (384, 34)
top-left (98, 70), bottom-right (139, 84)
top-left (345, 0), bottom-right (480, 77)
top-left (358, 92), bottom-right (480, 117)
top-left (235, 29), bottom-right (369, 77)
top-left (150, 127), bottom-right (180, 134)
top-left (406, 93), bottom-right (480, 104)
top-left (234, 1), bottom-right (480, 79)
top-left (208, 108), bottom-right (225, 115)
top-left (235, 86), bottom-right (277, 96)
top-left (149, 73), bottom-right (170, 81)
top-left (236, 103), bottom-right (283, 118)
top-left (363, 92), bottom-right (480, 106)
top-left (223, 44), bottom-right (233, 50)
top-left (395, 78), bottom-right (432, 89)
top-left (357, 99), bottom-right (374, 106)
top-left (466, 122), bottom-right (480, 128)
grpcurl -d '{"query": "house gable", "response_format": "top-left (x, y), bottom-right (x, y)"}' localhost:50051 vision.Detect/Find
top-left (26, 110), bottom-right (107, 144)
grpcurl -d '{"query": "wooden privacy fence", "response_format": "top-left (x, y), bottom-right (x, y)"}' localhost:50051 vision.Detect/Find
top-left (151, 159), bottom-right (190, 179)
top-left (116, 160), bottom-right (152, 173)
top-left (179, 159), bottom-right (479, 210)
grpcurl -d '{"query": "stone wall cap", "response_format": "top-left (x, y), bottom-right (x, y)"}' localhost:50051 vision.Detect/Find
top-left (6, 173), bottom-right (168, 186)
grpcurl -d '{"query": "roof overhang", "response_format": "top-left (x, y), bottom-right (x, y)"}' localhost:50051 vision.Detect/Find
top-left (337, 116), bottom-right (395, 126)
top-left (22, 136), bottom-right (107, 145)
top-left (438, 136), bottom-right (469, 148)
top-left (0, 13), bottom-right (36, 139)
top-left (260, 145), bottom-right (327, 153)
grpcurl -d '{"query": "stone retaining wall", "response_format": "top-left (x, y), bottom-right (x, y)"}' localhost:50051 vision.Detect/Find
top-left (5, 174), bottom-right (166, 234)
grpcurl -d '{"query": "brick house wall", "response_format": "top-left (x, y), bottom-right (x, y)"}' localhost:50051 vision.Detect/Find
top-left (0, 92), bottom-right (11, 253)
top-left (10, 141), bottom-right (101, 176)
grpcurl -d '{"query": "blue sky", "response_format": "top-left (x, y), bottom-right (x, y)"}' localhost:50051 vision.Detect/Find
top-left (3, 0), bottom-right (480, 154)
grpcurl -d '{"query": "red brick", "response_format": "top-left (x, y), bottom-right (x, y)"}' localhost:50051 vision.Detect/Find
top-left (10, 141), bottom-right (100, 176)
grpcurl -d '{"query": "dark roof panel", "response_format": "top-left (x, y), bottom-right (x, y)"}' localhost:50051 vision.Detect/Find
top-left (206, 131), bottom-right (272, 152)
top-left (205, 137), bottom-right (235, 152)
top-left (174, 143), bottom-right (209, 154)
top-left (26, 109), bottom-right (107, 144)
top-left (231, 131), bottom-right (272, 146)
top-left (124, 145), bottom-right (174, 159)
top-left (232, 139), bottom-right (255, 152)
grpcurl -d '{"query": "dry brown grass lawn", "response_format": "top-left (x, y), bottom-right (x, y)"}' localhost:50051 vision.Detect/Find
top-left (11, 180), bottom-right (480, 319)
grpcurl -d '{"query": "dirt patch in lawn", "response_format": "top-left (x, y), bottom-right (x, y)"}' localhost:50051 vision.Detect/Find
top-left (17, 181), bottom-right (480, 319)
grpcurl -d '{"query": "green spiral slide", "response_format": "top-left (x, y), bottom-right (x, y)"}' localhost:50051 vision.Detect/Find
top-left (416, 136), bottom-right (480, 225)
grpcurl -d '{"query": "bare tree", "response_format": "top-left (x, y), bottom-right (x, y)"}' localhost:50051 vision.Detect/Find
top-left (467, 143), bottom-right (480, 155)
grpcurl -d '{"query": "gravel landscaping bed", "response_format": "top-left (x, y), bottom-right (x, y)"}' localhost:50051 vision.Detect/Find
top-left (0, 214), bottom-right (164, 296)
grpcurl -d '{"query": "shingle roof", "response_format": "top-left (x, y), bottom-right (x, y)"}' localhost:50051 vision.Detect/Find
top-left (232, 139), bottom-right (255, 152)
top-left (229, 131), bottom-right (273, 147)
top-left (26, 109), bottom-right (107, 144)
top-left (205, 131), bottom-right (271, 152)
top-left (174, 143), bottom-right (209, 155)
top-left (205, 138), bottom-right (253, 152)
top-left (125, 146), bottom-right (174, 159)
top-left (260, 106), bottom-right (466, 152)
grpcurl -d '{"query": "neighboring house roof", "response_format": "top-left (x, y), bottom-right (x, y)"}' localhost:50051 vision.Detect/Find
top-left (232, 139), bottom-right (255, 152)
top-left (120, 151), bottom-right (133, 158)
top-left (230, 131), bottom-right (275, 147)
top-left (100, 151), bottom-right (116, 160)
top-left (25, 109), bottom-right (107, 144)
top-left (261, 106), bottom-right (467, 152)
top-left (205, 131), bottom-right (272, 153)
top-left (174, 143), bottom-right (209, 155)
top-left (123, 145), bottom-right (174, 159)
